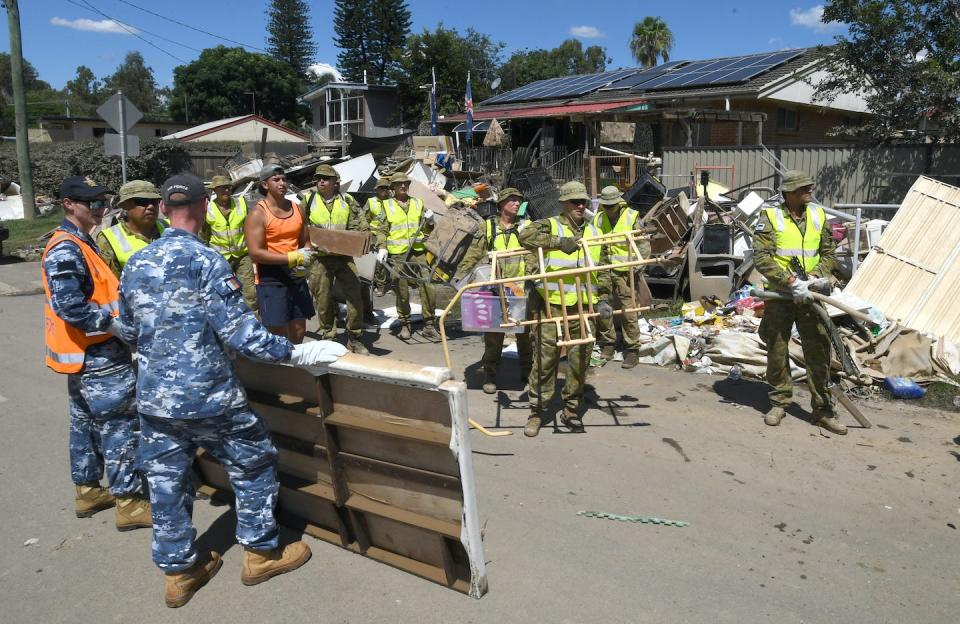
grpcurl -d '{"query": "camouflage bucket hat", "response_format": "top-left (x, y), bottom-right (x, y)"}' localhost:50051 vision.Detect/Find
top-left (558, 181), bottom-right (590, 202)
top-left (498, 187), bottom-right (524, 203)
top-left (314, 163), bottom-right (339, 179)
top-left (390, 172), bottom-right (411, 185)
top-left (598, 185), bottom-right (623, 206)
top-left (116, 180), bottom-right (161, 206)
top-left (209, 175), bottom-right (232, 189)
top-left (781, 170), bottom-right (815, 192)
top-left (374, 177), bottom-right (391, 189)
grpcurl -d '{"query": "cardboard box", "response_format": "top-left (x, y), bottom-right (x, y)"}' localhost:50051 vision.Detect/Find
top-left (308, 228), bottom-right (371, 257)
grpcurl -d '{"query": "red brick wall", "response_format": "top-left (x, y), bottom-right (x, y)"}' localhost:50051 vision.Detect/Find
top-left (700, 99), bottom-right (863, 146)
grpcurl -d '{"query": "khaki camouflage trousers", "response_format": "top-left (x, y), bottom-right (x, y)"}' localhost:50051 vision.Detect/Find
top-left (760, 299), bottom-right (835, 414)
top-left (308, 255), bottom-right (364, 339)
top-left (596, 271), bottom-right (642, 351)
top-left (227, 254), bottom-right (258, 314)
top-left (528, 303), bottom-right (594, 412)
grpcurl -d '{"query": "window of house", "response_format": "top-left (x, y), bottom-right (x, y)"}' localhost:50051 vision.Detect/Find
top-left (777, 108), bottom-right (799, 132)
top-left (93, 127), bottom-right (107, 138)
top-left (155, 128), bottom-right (165, 137)
top-left (324, 92), bottom-right (364, 141)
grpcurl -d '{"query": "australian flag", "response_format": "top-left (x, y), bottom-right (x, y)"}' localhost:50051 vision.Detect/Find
top-left (465, 72), bottom-right (474, 146)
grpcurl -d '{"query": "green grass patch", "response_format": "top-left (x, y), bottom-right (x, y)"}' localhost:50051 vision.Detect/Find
top-left (919, 374), bottom-right (960, 412)
top-left (2, 208), bottom-right (63, 254)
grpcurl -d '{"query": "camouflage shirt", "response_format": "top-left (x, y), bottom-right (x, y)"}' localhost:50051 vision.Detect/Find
top-left (42, 219), bottom-right (131, 374)
top-left (119, 227), bottom-right (294, 419)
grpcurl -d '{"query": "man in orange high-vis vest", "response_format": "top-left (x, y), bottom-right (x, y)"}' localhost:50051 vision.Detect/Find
top-left (41, 175), bottom-right (151, 530)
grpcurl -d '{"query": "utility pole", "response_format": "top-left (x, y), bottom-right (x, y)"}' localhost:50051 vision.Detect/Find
top-left (5, 0), bottom-right (36, 220)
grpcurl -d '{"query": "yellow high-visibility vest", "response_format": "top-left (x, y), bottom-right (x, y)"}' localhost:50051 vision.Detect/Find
top-left (383, 197), bottom-right (425, 255)
top-left (305, 192), bottom-right (350, 230)
top-left (205, 197), bottom-right (247, 259)
top-left (100, 221), bottom-right (165, 268)
top-left (485, 217), bottom-right (527, 278)
top-left (366, 197), bottom-right (385, 228)
top-left (537, 216), bottom-right (602, 306)
top-left (593, 205), bottom-right (639, 272)
top-left (764, 203), bottom-right (826, 274)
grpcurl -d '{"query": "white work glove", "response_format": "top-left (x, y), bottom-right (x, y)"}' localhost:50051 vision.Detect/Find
top-left (105, 316), bottom-right (124, 338)
top-left (423, 209), bottom-right (435, 223)
top-left (289, 340), bottom-right (348, 367)
top-left (376, 248), bottom-right (388, 264)
top-left (808, 277), bottom-right (832, 295)
top-left (789, 278), bottom-right (815, 303)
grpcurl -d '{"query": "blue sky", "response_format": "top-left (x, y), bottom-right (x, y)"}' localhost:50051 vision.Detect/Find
top-left (4, 1), bottom-right (847, 90)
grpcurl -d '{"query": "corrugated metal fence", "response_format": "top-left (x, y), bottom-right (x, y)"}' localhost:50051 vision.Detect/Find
top-left (661, 144), bottom-right (960, 205)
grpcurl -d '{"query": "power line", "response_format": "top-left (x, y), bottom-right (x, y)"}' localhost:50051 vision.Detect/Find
top-left (115, 0), bottom-right (268, 53)
top-left (65, 0), bottom-right (188, 63)
top-left (64, 0), bottom-right (202, 54)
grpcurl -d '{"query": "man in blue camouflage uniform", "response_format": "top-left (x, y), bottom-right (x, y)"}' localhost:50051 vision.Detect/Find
top-left (119, 173), bottom-right (346, 608)
top-left (42, 175), bottom-right (150, 530)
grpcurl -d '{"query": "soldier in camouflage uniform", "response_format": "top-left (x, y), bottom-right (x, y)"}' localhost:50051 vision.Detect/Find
top-left (593, 185), bottom-right (651, 369)
top-left (200, 175), bottom-right (259, 313)
top-left (41, 176), bottom-right (150, 530)
top-left (119, 174), bottom-right (347, 608)
top-left (455, 188), bottom-right (533, 394)
top-left (96, 180), bottom-right (165, 278)
top-left (753, 170), bottom-right (846, 435)
top-left (302, 164), bottom-right (370, 354)
top-left (519, 181), bottom-right (612, 437)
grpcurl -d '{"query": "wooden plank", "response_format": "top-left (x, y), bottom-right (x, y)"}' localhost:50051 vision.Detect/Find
top-left (325, 411), bottom-right (451, 446)
top-left (237, 358), bottom-right (321, 403)
top-left (340, 454), bottom-right (463, 525)
top-left (364, 546), bottom-right (471, 594)
top-left (336, 427), bottom-right (459, 477)
top-left (345, 493), bottom-right (462, 539)
top-left (248, 391), bottom-right (326, 445)
top-left (328, 375), bottom-right (453, 428)
top-left (278, 448), bottom-right (334, 485)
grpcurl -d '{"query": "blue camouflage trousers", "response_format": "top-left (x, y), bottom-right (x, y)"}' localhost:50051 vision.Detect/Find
top-left (139, 409), bottom-right (279, 572)
top-left (67, 366), bottom-right (142, 496)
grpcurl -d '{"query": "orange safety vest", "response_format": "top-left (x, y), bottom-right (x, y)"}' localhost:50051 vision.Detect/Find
top-left (41, 230), bottom-right (120, 373)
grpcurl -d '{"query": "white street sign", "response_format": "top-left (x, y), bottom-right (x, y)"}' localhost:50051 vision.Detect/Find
top-left (97, 92), bottom-right (142, 133)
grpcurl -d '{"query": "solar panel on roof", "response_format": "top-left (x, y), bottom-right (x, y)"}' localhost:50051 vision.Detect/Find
top-left (632, 50), bottom-right (804, 91)
top-left (600, 61), bottom-right (686, 91)
top-left (480, 68), bottom-right (641, 105)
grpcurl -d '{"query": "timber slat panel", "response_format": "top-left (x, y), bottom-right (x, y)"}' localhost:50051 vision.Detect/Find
top-left (325, 411), bottom-right (451, 446)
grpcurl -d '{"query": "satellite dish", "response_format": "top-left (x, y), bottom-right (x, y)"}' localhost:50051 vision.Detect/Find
top-left (490, 76), bottom-right (502, 90)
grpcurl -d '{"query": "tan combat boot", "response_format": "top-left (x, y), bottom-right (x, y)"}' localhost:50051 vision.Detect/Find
top-left (600, 345), bottom-right (616, 361)
top-left (560, 408), bottom-right (585, 432)
top-left (482, 371), bottom-right (497, 394)
top-left (764, 407), bottom-right (786, 426)
top-left (398, 324), bottom-right (412, 340)
top-left (420, 323), bottom-right (441, 342)
top-left (814, 413), bottom-right (848, 435)
top-left (115, 495), bottom-right (152, 531)
top-left (241, 541), bottom-right (312, 586)
top-left (348, 336), bottom-right (369, 355)
top-left (524, 412), bottom-right (542, 438)
top-left (621, 350), bottom-right (639, 369)
top-left (164, 551), bottom-right (222, 608)
top-left (75, 483), bottom-right (115, 518)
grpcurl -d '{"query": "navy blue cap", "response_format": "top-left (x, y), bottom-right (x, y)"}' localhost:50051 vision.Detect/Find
top-left (59, 175), bottom-right (112, 200)
top-left (162, 173), bottom-right (207, 206)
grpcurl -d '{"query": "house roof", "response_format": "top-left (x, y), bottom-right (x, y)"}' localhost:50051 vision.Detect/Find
top-left (300, 81), bottom-right (397, 102)
top-left (462, 47), bottom-right (826, 120)
top-left (445, 99), bottom-right (647, 123)
top-left (161, 114), bottom-right (306, 141)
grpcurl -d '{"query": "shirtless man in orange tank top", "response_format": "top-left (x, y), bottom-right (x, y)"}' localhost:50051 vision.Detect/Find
top-left (245, 165), bottom-right (316, 343)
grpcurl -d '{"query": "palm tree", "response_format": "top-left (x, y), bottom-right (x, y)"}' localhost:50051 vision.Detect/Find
top-left (629, 17), bottom-right (675, 68)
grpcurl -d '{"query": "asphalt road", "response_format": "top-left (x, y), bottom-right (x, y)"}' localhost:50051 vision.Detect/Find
top-left (1, 272), bottom-right (958, 623)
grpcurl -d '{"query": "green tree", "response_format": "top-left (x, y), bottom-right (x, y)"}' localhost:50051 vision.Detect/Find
top-left (499, 39), bottom-right (610, 91)
top-left (168, 46), bottom-right (304, 124)
top-left (65, 65), bottom-right (102, 115)
top-left (629, 16), bottom-right (674, 67)
top-left (815, 0), bottom-right (960, 141)
top-left (0, 52), bottom-right (47, 101)
top-left (0, 52), bottom-right (60, 134)
top-left (394, 25), bottom-right (503, 125)
top-left (334, 0), bottom-right (411, 84)
top-left (101, 52), bottom-right (160, 115)
top-left (266, 0), bottom-right (316, 80)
